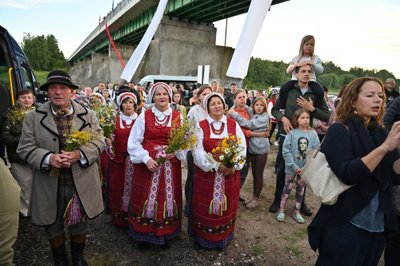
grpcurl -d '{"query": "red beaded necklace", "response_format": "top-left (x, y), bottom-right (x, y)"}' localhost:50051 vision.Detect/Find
top-left (122, 119), bottom-right (133, 129)
top-left (154, 114), bottom-right (171, 128)
top-left (210, 122), bottom-right (225, 135)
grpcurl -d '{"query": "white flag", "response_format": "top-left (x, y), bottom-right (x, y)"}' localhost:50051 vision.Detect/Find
top-left (226, 0), bottom-right (272, 79)
top-left (120, 0), bottom-right (168, 82)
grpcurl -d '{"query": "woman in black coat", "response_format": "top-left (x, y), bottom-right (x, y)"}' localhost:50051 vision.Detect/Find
top-left (308, 77), bottom-right (400, 265)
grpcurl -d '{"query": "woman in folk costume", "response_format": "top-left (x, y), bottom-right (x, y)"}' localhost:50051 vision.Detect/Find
top-left (191, 93), bottom-right (246, 250)
top-left (0, 89), bottom-right (36, 217)
top-left (107, 87), bottom-right (140, 227)
top-left (127, 82), bottom-right (186, 250)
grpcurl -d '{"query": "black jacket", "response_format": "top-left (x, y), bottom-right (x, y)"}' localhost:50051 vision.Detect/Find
top-left (308, 117), bottom-right (400, 251)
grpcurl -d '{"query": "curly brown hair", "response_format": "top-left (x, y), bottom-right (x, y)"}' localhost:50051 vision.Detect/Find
top-left (335, 77), bottom-right (385, 127)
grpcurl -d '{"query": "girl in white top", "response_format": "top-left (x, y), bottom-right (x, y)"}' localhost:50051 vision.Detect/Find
top-left (286, 35), bottom-right (323, 81)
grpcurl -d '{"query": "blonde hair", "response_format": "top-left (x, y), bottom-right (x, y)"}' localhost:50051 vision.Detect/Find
top-left (297, 35), bottom-right (315, 62)
top-left (335, 77), bottom-right (385, 127)
top-left (251, 96), bottom-right (268, 114)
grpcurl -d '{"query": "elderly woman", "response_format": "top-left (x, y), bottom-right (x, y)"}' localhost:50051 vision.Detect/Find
top-left (308, 77), bottom-right (400, 265)
top-left (191, 93), bottom-right (246, 250)
top-left (127, 82), bottom-right (185, 250)
top-left (1, 89), bottom-right (36, 217)
top-left (107, 87), bottom-right (140, 227)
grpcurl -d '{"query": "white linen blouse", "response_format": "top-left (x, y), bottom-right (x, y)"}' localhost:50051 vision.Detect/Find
top-left (127, 106), bottom-right (186, 164)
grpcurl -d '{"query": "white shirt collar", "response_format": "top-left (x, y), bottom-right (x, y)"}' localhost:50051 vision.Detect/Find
top-left (120, 112), bottom-right (138, 121)
top-left (206, 115), bottom-right (227, 124)
top-left (120, 112), bottom-right (137, 129)
top-left (151, 105), bottom-right (172, 117)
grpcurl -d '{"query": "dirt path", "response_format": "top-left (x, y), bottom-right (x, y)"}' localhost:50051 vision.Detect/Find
top-left (13, 146), bottom-right (383, 265)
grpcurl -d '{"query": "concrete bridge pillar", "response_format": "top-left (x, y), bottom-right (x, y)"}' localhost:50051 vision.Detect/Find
top-left (70, 16), bottom-right (235, 88)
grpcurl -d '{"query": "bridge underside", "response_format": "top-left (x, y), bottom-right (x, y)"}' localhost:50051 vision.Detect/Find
top-left (69, 0), bottom-right (289, 63)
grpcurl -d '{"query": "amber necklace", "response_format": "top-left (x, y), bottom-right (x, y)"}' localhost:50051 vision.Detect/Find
top-left (210, 122), bottom-right (225, 135)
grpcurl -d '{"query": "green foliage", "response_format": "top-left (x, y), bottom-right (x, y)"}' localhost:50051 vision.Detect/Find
top-left (34, 71), bottom-right (50, 86)
top-left (244, 57), bottom-right (398, 91)
top-left (21, 33), bottom-right (67, 71)
top-left (318, 73), bottom-right (341, 89)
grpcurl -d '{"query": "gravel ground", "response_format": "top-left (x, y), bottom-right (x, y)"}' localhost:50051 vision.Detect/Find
top-left (13, 146), bottom-right (384, 265)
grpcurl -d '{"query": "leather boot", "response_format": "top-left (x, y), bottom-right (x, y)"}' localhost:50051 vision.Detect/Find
top-left (49, 235), bottom-right (69, 266)
top-left (70, 234), bottom-right (88, 266)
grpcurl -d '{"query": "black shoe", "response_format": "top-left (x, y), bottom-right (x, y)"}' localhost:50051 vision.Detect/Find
top-left (137, 241), bottom-right (151, 250)
top-left (71, 242), bottom-right (88, 266)
top-left (239, 197), bottom-right (246, 202)
top-left (215, 246), bottom-right (224, 252)
top-left (160, 240), bottom-right (170, 250)
top-left (300, 204), bottom-right (313, 217)
top-left (194, 241), bottom-right (202, 250)
top-left (268, 200), bottom-right (280, 213)
top-left (51, 244), bottom-right (69, 266)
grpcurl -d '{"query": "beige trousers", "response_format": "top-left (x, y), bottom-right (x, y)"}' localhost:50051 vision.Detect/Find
top-left (0, 160), bottom-right (20, 266)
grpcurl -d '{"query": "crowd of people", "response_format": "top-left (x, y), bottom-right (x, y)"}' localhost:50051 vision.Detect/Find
top-left (0, 34), bottom-right (399, 266)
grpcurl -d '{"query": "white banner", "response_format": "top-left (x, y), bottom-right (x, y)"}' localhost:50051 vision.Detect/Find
top-left (120, 0), bottom-right (168, 81)
top-left (226, 0), bottom-right (272, 79)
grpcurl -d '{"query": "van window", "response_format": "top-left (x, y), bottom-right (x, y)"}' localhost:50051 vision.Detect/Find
top-left (20, 63), bottom-right (34, 90)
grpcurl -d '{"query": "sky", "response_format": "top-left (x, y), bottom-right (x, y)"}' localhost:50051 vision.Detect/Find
top-left (1, 0), bottom-right (399, 78)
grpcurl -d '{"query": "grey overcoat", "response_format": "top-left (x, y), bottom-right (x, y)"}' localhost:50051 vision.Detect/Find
top-left (17, 100), bottom-right (105, 226)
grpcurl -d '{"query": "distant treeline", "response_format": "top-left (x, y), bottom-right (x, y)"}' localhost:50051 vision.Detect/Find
top-left (244, 57), bottom-right (398, 92)
top-left (22, 33), bottom-right (67, 71)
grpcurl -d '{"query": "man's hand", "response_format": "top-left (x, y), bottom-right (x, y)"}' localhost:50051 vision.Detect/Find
top-left (297, 96), bottom-right (315, 113)
top-left (50, 151), bottom-right (80, 168)
top-left (60, 150), bottom-right (81, 167)
top-left (281, 116), bottom-right (293, 133)
top-left (49, 153), bottom-right (68, 168)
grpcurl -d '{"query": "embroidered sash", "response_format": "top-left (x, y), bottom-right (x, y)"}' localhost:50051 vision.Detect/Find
top-left (209, 171), bottom-right (227, 216)
top-left (143, 145), bottom-right (176, 219)
top-left (121, 156), bottom-right (134, 212)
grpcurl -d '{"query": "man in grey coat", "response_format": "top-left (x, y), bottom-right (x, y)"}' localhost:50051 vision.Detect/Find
top-left (17, 70), bottom-right (105, 266)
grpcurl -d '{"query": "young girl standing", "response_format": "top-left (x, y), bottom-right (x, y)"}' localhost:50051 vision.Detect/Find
top-left (286, 35), bottom-right (323, 81)
top-left (228, 96), bottom-right (270, 208)
top-left (276, 108), bottom-right (319, 223)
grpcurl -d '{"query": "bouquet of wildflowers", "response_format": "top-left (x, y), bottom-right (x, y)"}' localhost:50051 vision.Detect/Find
top-left (5, 105), bottom-right (35, 135)
top-left (95, 105), bottom-right (116, 139)
top-left (156, 116), bottom-right (197, 163)
top-left (210, 135), bottom-right (245, 168)
top-left (50, 129), bottom-right (100, 177)
top-left (65, 129), bottom-right (100, 151)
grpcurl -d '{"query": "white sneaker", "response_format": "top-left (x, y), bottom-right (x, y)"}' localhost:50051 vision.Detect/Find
top-left (273, 141), bottom-right (279, 146)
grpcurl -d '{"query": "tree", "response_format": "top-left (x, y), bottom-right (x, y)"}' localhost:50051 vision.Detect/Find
top-left (46, 34), bottom-right (65, 70)
top-left (21, 33), bottom-right (67, 71)
top-left (244, 57), bottom-right (398, 92)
